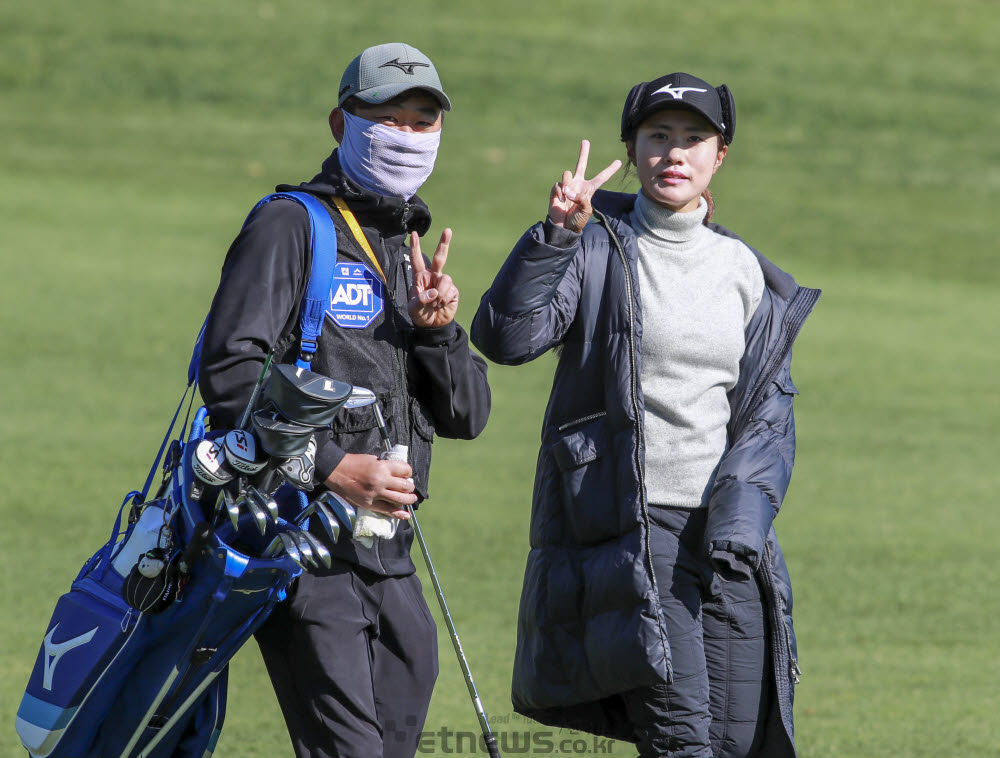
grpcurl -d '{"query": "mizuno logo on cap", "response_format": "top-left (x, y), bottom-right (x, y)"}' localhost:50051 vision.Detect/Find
top-left (379, 58), bottom-right (430, 75)
top-left (652, 83), bottom-right (707, 100)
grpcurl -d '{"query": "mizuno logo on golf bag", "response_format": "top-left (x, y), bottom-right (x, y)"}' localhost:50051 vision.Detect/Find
top-left (379, 58), bottom-right (429, 75)
top-left (652, 83), bottom-right (707, 100)
top-left (42, 624), bottom-right (98, 690)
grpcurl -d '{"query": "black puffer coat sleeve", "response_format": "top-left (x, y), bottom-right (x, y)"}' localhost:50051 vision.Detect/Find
top-left (471, 219), bottom-right (583, 364)
top-left (706, 330), bottom-right (799, 576)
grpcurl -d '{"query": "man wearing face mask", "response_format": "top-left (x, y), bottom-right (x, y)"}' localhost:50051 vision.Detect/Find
top-left (198, 42), bottom-right (491, 758)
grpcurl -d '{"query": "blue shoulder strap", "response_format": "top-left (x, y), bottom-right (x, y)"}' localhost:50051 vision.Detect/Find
top-left (184, 192), bottom-right (337, 408)
top-left (245, 191), bottom-right (338, 370)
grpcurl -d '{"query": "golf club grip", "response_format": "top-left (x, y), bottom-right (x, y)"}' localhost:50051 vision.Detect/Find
top-left (484, 733), bottom-right (502, 758)
top-left (179, 522), bottom-right (213, 574)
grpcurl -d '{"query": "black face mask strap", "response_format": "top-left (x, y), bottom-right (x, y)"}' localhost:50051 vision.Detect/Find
top-left (620, 81), bottom-right (649, 142)
top-left (716, 84), bottom-right (736, 144)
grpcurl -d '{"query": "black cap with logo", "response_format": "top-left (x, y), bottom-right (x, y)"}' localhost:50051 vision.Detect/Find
top-left (620, 72), bottom-right (736, 145)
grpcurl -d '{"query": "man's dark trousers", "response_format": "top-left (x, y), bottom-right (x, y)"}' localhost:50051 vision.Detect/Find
top-left (255, 559), bottom-right (438, 758)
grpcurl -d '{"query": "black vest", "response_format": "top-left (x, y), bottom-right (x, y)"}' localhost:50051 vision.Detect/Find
top-left (275, 193), bottom-right (435, 576)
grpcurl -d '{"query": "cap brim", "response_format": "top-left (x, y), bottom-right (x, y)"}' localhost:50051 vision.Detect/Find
top-left (634, 100), bottom-right (724, 136)
top-left (354, 82), bottom-right (452, 111)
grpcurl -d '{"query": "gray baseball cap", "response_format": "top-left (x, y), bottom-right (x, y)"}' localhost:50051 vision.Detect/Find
top-left (338, 42), bottom-right (452, 111)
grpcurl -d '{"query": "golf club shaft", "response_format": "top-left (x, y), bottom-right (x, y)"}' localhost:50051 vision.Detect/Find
top-left (372, 402), bottom-right (392, 452)
top-left (237, 352), bottom-right (274, 430)
top-left (367, 395), bottom-right (501, 756)
top-left (406, 504), bottom-right (501, 757)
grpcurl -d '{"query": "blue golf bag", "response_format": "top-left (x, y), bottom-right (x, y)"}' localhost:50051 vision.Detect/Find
top-left (16, 191), bottom-right (343, 758)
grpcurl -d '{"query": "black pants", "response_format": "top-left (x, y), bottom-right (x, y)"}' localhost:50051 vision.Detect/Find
top-left (255, 560), bottom-right (438, 758)
top-left (622, 507), bottom-right (771, 758)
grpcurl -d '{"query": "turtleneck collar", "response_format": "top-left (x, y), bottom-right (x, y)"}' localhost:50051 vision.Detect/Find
top-left (632, 192), bottom-right (708, 250)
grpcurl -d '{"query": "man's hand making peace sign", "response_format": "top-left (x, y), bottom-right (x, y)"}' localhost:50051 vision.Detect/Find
top-left (408, 228), bottom-right (459, 328)
top-left (548, 140), bottom-right (622, 234)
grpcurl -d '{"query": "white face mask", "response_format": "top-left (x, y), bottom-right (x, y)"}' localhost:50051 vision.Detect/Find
top-left (338, 110), bottom-right (441, 200)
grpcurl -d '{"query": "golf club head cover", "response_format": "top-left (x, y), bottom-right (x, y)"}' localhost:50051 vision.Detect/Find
top-left (251, 408), bottom-right (315, 457)
top-left (190, 439), bottom-right (235, 487)
top-left (262, 363), bottom-right (353, 427)
top-left (223, 429), bottom-right (268, 474)
top-left (276, 435), bottom-right (318, 490)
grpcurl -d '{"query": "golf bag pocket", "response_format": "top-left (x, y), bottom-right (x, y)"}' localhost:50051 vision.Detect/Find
top-left (17, 559), bottom-right (146, 758)
top-left (550, 414), bottom-right (618, 545)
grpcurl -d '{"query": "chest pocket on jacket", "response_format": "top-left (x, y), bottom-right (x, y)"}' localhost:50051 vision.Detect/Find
top-left (549, 415), bottom-right (620, 545)
top-left (331, 401), bottom-right (382, 434)
top-left (749, 374), bottom-right (797, 434)
top-left (745, 374), bottom-right (798, 471)
top-left (329, 392), bottom-right (395, 449)
top-left (410, 398), bottom-right (436, 442)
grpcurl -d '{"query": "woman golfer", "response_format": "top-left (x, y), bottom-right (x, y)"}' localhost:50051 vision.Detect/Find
top-left (472, 73), bottom-right (819, 757)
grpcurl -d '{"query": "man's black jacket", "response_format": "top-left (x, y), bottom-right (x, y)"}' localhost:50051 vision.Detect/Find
top-left (199, 150), bottom-right (491, 575)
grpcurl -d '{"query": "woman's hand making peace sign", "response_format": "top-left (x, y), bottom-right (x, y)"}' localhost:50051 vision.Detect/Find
top-left (548, 140), bottom-right (623, 234)
top-left (408, 229), bottom-right (459, 329)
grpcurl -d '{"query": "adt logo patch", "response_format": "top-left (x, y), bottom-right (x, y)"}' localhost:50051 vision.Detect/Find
top-left (327, 261), bottom-right (384, 329)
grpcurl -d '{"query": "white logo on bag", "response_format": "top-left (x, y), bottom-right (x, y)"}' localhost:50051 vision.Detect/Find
top-left (42, 624), bottom-right (98, 690)
top-left (652, 83), bottom-right (707, 100)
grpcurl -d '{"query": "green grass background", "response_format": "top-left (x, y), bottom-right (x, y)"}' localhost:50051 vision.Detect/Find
top-left (2, 1), bottom-right (998, 756)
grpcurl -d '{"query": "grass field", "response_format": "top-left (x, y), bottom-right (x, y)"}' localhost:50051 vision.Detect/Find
top-left (2, 1), bottom-right (998, 756)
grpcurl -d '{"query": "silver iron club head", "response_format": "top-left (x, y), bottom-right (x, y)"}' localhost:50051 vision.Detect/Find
top-left (310, 499), bottom-right (342, 543)
top-left (288, 530), bottom-right (316, 568)
top-left (343, 386), bottom-right (377, 409)
top-left (298, 531), bottom-right (332, 569)
top-left (244, 487), bottom-right (270, 535)
top-left (278, 532), bottom-right (304, 569)
top-left (315, 491), bottom-right (357, 533)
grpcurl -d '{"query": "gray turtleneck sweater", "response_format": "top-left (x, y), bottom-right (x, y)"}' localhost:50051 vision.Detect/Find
top-left (631, 193), bottom-right (764, 508)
